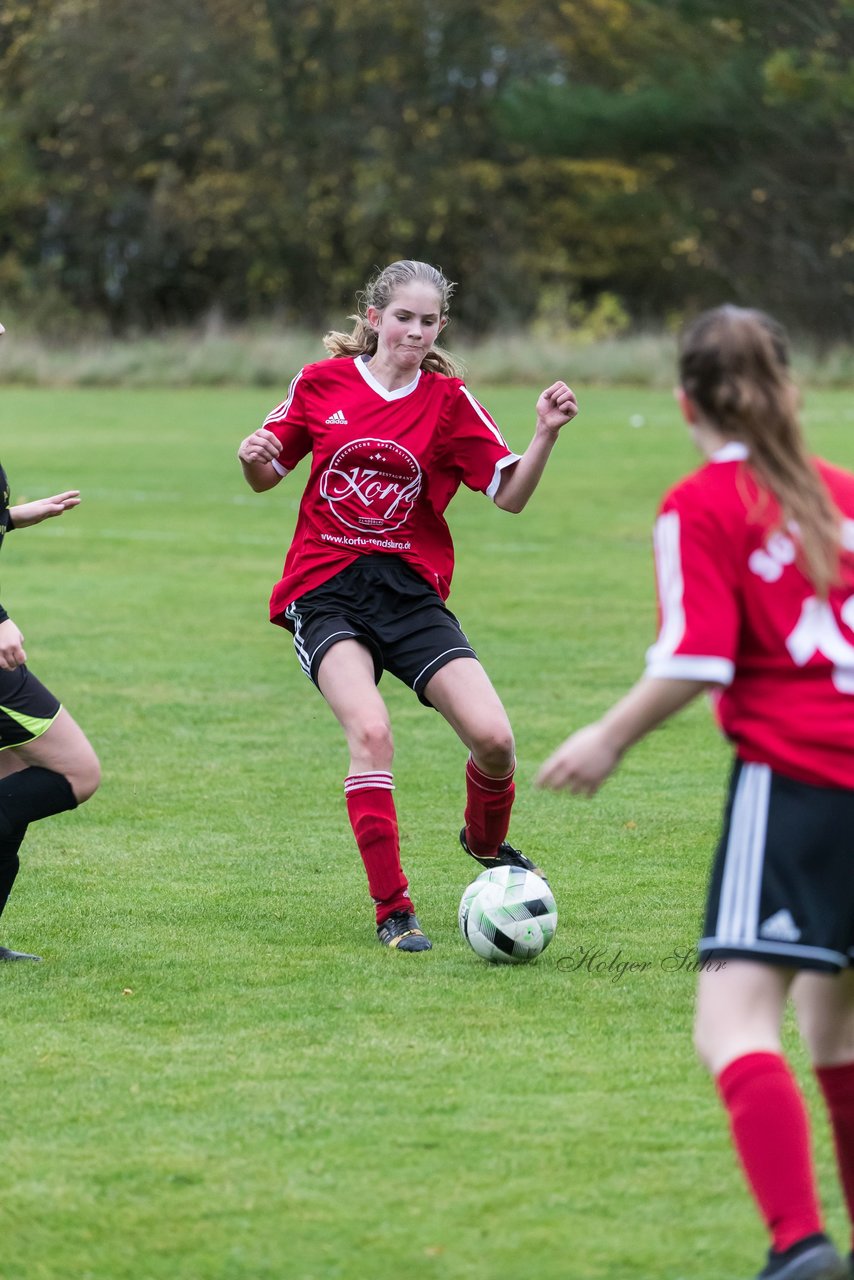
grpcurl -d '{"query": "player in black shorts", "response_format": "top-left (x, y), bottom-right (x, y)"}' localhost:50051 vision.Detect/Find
top-left (0, 320), bottom-right (100, 961)
top-left (238, 261), bottom-right (577, 951)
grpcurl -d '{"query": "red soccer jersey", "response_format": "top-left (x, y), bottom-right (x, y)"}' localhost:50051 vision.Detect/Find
top-left (261, 356), bottom-right (520, 620)
top-left (645, 441), bottom-right (854, 788)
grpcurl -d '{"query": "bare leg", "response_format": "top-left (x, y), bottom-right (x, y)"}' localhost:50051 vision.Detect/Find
top-left (424, 657), bottom-right (514, 775)
top-left (0, 709), bottom-right (98, 956)
top-left (793, 969), bottom-right (854, 1067)
top-left (694, 959), bottom-right (792, 1075)
top-left (10, 708), bottom-right (100, 803)
top-left (316, 640), bottom-right (394, 773)
top-left (316, 641), bottom-right (420, 937)
top-left (423, 656), bottom-right (536, 867)
top-left (0, 750), bottom-right (26, 782)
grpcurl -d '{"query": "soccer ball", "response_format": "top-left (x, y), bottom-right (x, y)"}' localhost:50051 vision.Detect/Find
top-left (458, 865), bottom-right (558, 964)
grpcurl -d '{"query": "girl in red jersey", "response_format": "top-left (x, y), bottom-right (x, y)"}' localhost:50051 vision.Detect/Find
top-left (238, 260), bottom-right (577, 952)
top-left (537, 305), bottom-right (854, 1280)
top-left (0, 321), bottom-right (100, 962)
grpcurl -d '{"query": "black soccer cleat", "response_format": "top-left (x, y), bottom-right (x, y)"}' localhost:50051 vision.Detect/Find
top-left (459, 828), bottom-right (548, 883)
top-left (0, 945), bottom-right (42, 962)
top-left (754, 1234), bottom-right (847, 1280)
top-left (376, 911), bottom-right (432, 952)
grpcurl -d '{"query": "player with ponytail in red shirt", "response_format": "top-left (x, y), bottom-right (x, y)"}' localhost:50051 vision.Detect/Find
top-left (538, 306), bottom-right (854, 1280)
top-left (239, 261), bottom-right (576, 953)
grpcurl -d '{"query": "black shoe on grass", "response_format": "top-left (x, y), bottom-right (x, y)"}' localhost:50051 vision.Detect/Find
top-left (377, 911), bottom-right (432, 952)
top-left (0, 945), bottom-right (42, 962)
top-left (755, 1234), bottom-right (846, 1280)
top-left (459, 828), bottom-right (547, 882)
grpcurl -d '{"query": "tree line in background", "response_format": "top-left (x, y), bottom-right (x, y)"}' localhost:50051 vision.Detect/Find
top-left (1, 0), bottom-right (852, 340)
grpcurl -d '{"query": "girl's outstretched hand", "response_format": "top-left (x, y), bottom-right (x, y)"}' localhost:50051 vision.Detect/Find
top-left (10, 491), bottom-right (81, 528)
top-left (534, 722), bottom-right (621, 795)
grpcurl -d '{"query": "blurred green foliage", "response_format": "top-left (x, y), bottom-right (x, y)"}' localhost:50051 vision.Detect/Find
top-left (0, 0), bottom-right (852, 337)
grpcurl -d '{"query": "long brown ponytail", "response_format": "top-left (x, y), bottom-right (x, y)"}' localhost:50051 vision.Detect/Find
top-left (323, 260), bottom-right (464, 378)
top-left (679, 305), bottom-right (840, 597)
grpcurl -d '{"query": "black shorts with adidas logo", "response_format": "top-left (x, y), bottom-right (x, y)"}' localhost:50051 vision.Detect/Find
top-left (700, 759), bottom-right (854, 973)
top-left (281, 554), bottom-right (478, 708)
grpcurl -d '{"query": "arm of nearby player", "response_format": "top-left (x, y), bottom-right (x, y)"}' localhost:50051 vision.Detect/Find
top-left (494, 382), bottom-right (578, 513)
top-left (9, 491), bottom-right (80, 527)
top-left (237, 429), bottom-right (285, 492)
top-left (534, 676), bottom-right (709, 795)
top-left (0, 491), bottom-right (79, 668)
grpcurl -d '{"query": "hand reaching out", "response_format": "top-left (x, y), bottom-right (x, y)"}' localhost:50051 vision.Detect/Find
top-left (534, 723), bottom-right (622, 795)
top-left (10, 491), bottom-right (81, 528)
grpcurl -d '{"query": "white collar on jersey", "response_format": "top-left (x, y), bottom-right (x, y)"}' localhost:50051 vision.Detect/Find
top-left (355, 354), bottom-right (422, 401)
top-left (711, 441), bottom-right (749, 463)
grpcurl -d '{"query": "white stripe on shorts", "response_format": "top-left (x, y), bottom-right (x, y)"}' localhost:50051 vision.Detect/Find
top-left (285, 602), bottom-right (312, 678)
top-left (413, 646), bottom-right (475, 691)
top-left (286, 601), bottom-right (357, 682)
top-left (714, 762), bottom-right (771, 946)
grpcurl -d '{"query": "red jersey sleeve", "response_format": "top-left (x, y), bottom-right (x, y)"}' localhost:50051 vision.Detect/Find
top-left (645, 483), bottom-right (740, 684)
top-left (261, 369), bottom-right (312, 475)
top-left (448, 385), bottom-right (520, 498)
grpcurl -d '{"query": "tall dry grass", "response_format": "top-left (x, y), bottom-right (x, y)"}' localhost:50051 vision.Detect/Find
top-left (1, 322), bottom-right (852, 388)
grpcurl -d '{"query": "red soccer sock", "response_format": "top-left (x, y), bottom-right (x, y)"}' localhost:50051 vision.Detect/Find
top-left (463, 756), bottom-right (516, 858)
top-left (816, 1060), bottom-right (854, 1250)
top-left (344, 772), bottom-right (412, 925)
top-left (717, 1052), bottom-right (824, 1254)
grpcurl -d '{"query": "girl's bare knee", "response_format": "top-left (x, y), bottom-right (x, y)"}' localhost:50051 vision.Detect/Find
top-left (69, 749), bottom-right (101, 804)
top-left (352, 720), bottom-right (394, 769)
top-left (471, 727), bottom-right (515, 775)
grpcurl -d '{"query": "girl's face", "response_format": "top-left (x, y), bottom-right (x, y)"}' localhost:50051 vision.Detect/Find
top-left (367, 283), bottom-right (447, 370)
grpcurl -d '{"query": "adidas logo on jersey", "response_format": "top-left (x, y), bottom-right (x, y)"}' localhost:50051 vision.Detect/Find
top-left (325, 410), bottom-right (348, 425)
top-left (758, 909), bottom-right (801, 943)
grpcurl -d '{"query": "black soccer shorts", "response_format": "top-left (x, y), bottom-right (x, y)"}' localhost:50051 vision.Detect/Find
top-left (700, 759), bottom-right (854, 973)
top-left (0, 665), bottom-right (61, 751)
top-left (282, 555), bottom-right (478, 706)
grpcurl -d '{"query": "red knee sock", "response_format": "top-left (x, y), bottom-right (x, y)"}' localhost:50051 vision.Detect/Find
top-left (463, 756), bottom-right (515, 858)
top-left (717, 1052), bottom-right (824, 1253)
top-left (816, 1060), bottom-right (854, 1250)
top-left (344, 772), bottom-right (412, 925)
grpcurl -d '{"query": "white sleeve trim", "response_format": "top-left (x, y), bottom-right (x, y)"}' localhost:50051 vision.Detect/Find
top-left (271, 459), bottom-right (290, 477)
top-left (263, 369), bottom-right (304, 428)
top-left (486, 452), bottom-right (521, 500)
top-left (652, 511), bottom-right (686, 658)
top-left (644, 653), bottom-right (735, 684)
top-left (460, 386), bottom-right (509, 447)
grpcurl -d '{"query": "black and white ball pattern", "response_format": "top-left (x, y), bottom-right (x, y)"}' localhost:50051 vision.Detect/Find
top-left (458, 865), bottom-right (558, 963)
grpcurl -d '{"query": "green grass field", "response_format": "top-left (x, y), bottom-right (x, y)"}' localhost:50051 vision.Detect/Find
top-left (1, 384), bottom-right (853, 1280)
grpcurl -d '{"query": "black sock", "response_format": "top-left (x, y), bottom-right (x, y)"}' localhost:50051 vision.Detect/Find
top-left (0, 767), bottom-right (77, 837)
top-left (0, 825), bottom-right (27, 919)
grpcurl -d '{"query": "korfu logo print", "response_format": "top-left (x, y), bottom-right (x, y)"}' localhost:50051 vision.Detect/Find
top-left (319, 438), bottom-right (422, 534)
